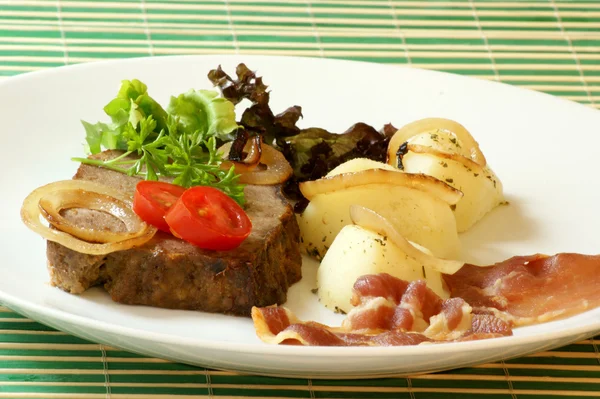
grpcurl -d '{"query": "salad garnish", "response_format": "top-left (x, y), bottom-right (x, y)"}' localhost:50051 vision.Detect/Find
top-left (208, 64), bottom-right (396, 211)
top-left (72, 79), bottom-right (245, 205)
top-left (71, 63), bottom-right (399, 210)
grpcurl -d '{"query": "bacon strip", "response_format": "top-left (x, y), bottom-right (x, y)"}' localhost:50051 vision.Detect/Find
top-left (351, 273), bottom-right (410, 306)
top-left (469, 314), bottom-right (513, 336)
top-left (252, 273), bottom-right (511, 346)
top-left (424, 298), bottom-right (473, 341)
top-left (253, 252), bottom-right (600, 347)
top-left (443, 253), bottom-right (600, 325)
top-left (344, 276), bottom-right (444, 333)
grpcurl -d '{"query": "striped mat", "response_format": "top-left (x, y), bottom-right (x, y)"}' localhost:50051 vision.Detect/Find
top-left (1, 0), bottom-right (599, 109)
top-left (1, 0), bottom-right (600, 398)
top-left (0, 303), bottom-right (598, 399)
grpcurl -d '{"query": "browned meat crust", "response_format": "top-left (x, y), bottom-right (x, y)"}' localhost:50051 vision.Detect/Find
top-left (46, 151), bottom-right (302, 316)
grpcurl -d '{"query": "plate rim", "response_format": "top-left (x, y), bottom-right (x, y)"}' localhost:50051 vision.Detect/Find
top-left (0, 53), bottom-right (598, 118)
top-left (2, 285), bottom-right (598, 357)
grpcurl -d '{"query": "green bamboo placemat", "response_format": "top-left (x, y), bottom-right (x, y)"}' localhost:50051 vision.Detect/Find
top-left (1, 0), bottom-right (599, 398)
top-left (0, 303), bottom-right (597, 398)
top-left (1, 0), bottom-right (600, 108)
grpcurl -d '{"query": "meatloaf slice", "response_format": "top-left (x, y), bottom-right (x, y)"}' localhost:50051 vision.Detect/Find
top-left (46, 150), bottom-right (302, 316)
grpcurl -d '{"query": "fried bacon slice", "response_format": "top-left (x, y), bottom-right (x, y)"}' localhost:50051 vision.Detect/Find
top-left (443, 253), bottom-right (600, 325)
top-left (251, 273), bottom-right (512, 346)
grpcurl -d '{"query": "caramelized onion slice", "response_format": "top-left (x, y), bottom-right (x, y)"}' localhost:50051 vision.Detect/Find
top-left (387, 118), bottom-right (487, 167)
top-left (241, 144), bottom-right (293, 184)
top-left (21, 180), bottom-right (157, 255)
top-left (220, 139), bottom-right (293, 185)
top-left (349, 205), bottom-right (464, 275)
top-left (407, 143), bottom-right (485, 173)
top-left (39, 189), bottom-right (148, 243)
top-left (299, 169), bottom-right (463, 205)
top-left (218, 135), bottom-right (262, 173)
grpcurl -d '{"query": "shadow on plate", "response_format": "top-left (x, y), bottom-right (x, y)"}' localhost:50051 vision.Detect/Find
top-left (459, 195), bottom-right (539, 265)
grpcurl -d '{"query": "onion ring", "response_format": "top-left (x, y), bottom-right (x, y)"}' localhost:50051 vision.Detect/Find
top-left (220, 139), bottom-right (293, 185)
top-left (349, 205), bottom-right (464, 275)
top-left (406, 143), bottom-right (485, 173)
top-left (239, 144), bottom-right (293, 185)
top-left (219, 135), bottom-right (262, 173)
top-left (299, 169), bottom-right (463, 205)
top-left (39, 189), bottom-right (148, 243)
top-left (21, 180), bottom-right (157, 255)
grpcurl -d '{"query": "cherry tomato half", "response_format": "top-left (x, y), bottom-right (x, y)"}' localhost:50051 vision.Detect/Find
top-left (133, 181), bottom-right (186, 232)
top-left (165, 186), bottom-right (252, 251)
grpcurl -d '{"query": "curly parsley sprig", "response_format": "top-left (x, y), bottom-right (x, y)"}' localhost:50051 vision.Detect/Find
top-left (72, 80), bottom-right (245, 205)
top-left (73, 116), bottom-right (245, 205)
top-left (73, 96), bottom-right (244, 204)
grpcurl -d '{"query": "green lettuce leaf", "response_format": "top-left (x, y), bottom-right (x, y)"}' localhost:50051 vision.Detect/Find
top-left (167, 89), bottom-right (239, 139)
top-left (103, 79), bottom-right (168, 132)
top-left (81, 120), bottom-right (126, 154)
top-left (81, 79), bottom-right (169, 154)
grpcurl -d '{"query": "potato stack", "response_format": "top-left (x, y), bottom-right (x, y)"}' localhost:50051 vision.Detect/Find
top-left (296, 118), bottom-right (505, 313)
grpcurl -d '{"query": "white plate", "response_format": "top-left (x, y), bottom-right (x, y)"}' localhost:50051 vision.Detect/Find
top-left (1, 55), bottom-right (599, 379)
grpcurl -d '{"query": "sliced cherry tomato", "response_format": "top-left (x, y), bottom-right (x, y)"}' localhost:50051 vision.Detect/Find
top-left (165, 186), bottom-right (252, 251)
top-left (133, 181), bottom-right (186, 232)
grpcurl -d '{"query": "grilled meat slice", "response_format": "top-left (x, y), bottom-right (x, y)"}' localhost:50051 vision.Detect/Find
top-left (46, 151), bottom-right (302, 316)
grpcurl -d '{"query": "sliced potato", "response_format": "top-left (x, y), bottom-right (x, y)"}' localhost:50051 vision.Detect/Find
top-left (317, 224), bottom-right (448, 313)
top-left (298, 182), bottom-right (460, 260)
top-left (386, 122), bottom-right (505, 232)
top-left (387, 118), bottom-right (487, 168)
top-left (402, 145), bottom-right (504, 232)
